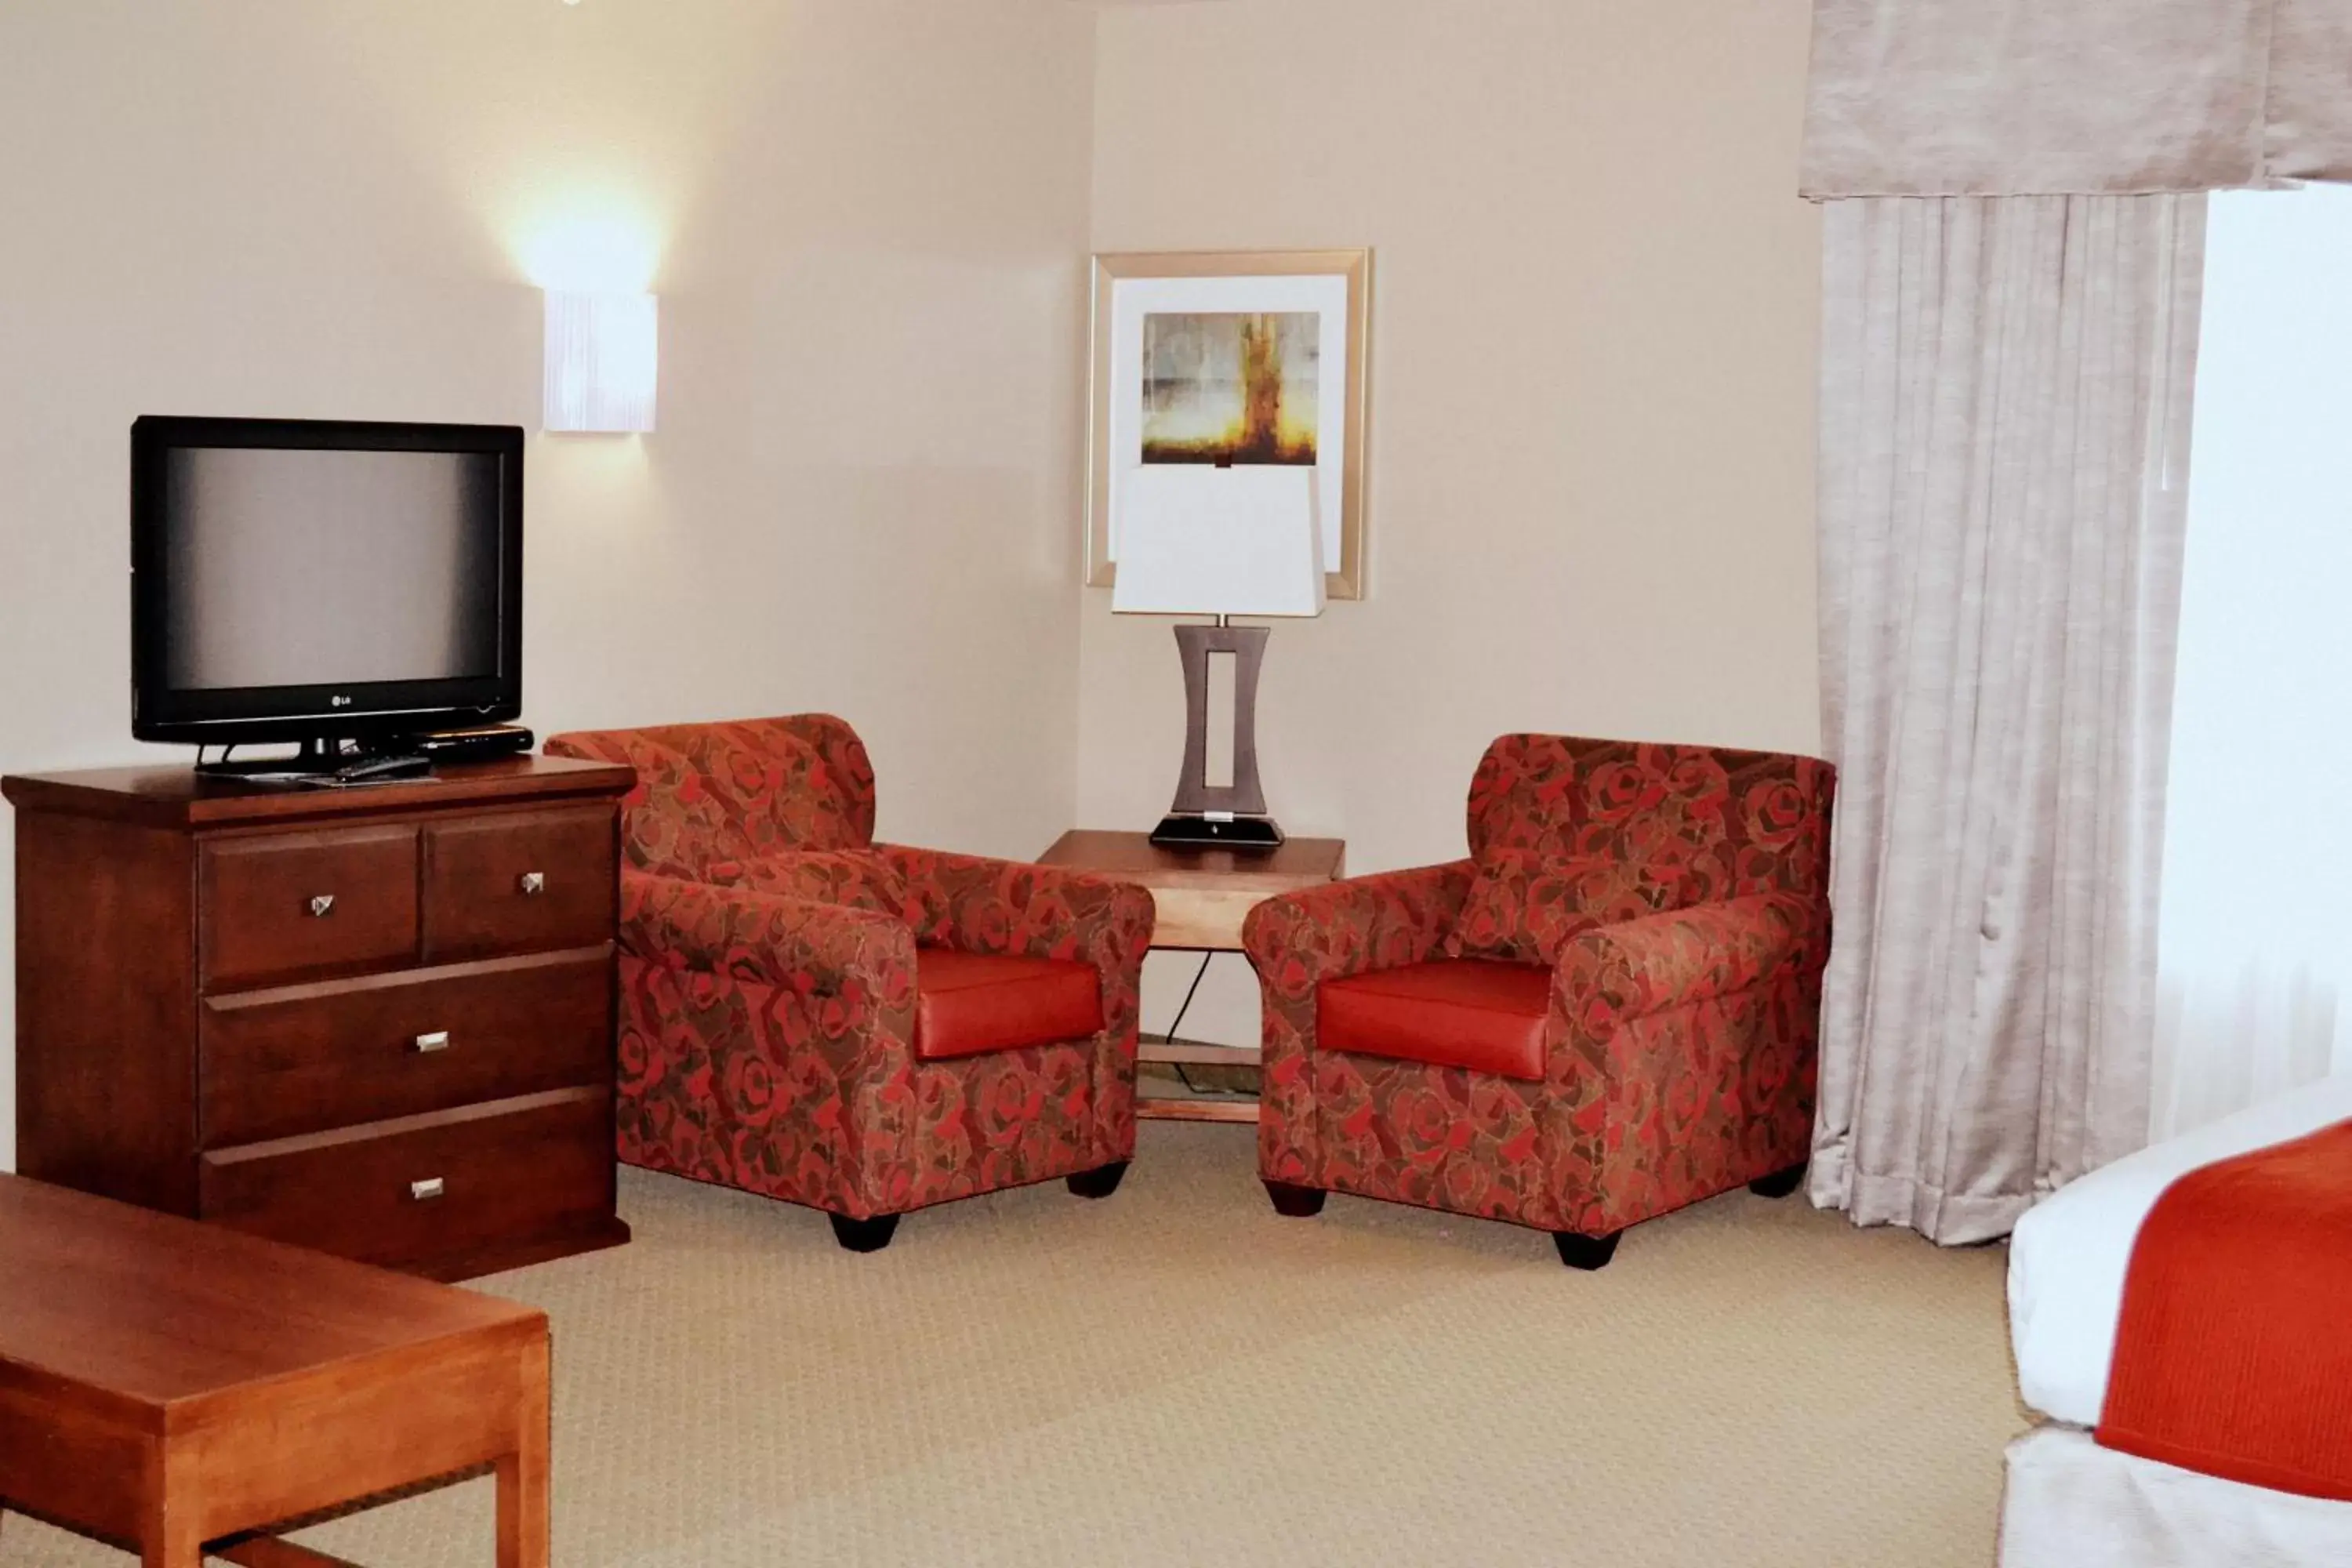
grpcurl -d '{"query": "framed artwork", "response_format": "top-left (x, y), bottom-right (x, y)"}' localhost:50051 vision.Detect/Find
top-left (1087, 249), bottom-right (1371, 600)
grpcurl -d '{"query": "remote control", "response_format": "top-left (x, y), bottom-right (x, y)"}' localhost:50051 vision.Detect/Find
top-left (332, 753), bottom-right (434, 783)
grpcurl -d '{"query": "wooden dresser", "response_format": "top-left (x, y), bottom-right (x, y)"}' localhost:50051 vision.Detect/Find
top-left (3, 755), bottom-right (635, 1280)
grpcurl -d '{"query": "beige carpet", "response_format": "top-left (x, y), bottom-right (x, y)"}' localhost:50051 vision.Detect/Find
top-left (2, 1123), bottom-right (2026, 1567)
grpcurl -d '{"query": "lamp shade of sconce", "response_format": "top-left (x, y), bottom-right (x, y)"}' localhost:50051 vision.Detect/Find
top-left (543, 290), bottom-right (657, 433)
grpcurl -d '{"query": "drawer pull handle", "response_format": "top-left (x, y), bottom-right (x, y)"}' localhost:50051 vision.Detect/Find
top-left (409, 1177), bottom-right (447, 1202)
top-left (518, 871), bottom-right (546, 896)
top-left (413, 1030), bottom-right (452, 1054)
top-left (307, 893), bottom-right (336, 918)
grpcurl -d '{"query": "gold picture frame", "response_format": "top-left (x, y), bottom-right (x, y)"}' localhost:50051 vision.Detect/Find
top-left (1087, 249), bottom-right (1371, 600)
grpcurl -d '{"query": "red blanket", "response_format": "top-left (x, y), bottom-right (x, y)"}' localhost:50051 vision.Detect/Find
top-left (2097, 1118), bottom-right (2352, 1499)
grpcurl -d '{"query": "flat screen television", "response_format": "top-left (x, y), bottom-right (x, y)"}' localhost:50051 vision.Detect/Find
top-left (130, 416), bottom-right (524, 764)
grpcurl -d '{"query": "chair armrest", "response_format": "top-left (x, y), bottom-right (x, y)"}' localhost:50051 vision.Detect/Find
top-left (876, 844), bottom-right (1152, 1174)
top-left (1247, 859), bottom-right (1475, 1190)
top-left (1546, 891), bottom-right (1824, 1234)
top-left (873, 844), bottom-right (1156, 972)
top-left (619, 869), bottom-right (921, 1218)
top-left (1551, 892), bottom-right (1817, 1034)
top-left (621, 868), bottom-right (916, 1007)
top-left (1242, 859), bottom-right (1476, 989)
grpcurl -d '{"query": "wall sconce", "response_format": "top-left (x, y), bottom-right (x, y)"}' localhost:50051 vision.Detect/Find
top-left (543, 291), bottom-right (657, 433)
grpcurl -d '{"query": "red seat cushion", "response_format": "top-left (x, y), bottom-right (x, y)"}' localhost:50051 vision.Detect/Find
top-left (1317, 959), bottom-right (1552, 1080)
top-left (915, 948), bottom-right (1105, 1062)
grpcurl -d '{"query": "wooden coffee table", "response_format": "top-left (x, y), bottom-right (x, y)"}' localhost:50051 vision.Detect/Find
top-left (1038, 829), bottom-right (1345, 1123)
top-left (0, 1173), bottom-right (550, 1567)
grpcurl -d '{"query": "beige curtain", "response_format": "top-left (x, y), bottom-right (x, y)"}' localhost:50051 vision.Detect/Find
top-left (1809, 194), bottom-right (2206, 1243)
top-left (1802, 0), bottom-right (2352, 196)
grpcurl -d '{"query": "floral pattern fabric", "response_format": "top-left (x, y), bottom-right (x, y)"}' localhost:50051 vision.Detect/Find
top-left (880, 843), bottom-right (1156, 1171)
top-left (550, 717), bottom-right (1154, 1221)
top-left (1243, 862), bottom-right (1476, 1196)
top-left (547, 715), bottom-right (879, 880)
top-left (724, 848), bottom-right (920, 926)
top-left (1446, 735), bottom-right (1835, 964)
top-left (1243, 735), bottom-right (1833, 1240)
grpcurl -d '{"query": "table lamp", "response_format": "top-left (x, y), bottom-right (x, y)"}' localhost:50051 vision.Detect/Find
top-left (1112, 464), bottom-right (1324, 851)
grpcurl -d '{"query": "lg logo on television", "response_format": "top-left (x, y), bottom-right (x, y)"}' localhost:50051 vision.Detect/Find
top-left (330, 695), bottom-right (354, 707)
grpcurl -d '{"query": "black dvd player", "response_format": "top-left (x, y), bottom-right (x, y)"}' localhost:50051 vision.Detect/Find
top-left (407, 724), bottom-right (535, 763)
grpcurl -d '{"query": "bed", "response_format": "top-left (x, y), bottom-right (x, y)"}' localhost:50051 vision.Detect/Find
top-left (1999, 1075), bottom-right (2352, 1566)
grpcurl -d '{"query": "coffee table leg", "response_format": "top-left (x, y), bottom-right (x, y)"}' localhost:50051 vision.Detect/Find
top-left (143, 1444), bottom-right (204, 1568)
top-left (142, 1504), bottom-right (204, 1566)
top-left (495, 1333), bottom-right (552, 1568)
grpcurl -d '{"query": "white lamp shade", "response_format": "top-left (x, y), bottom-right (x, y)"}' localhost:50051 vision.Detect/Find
top-left (543, 290), bottom-right (658, 434)
top-left (1111, 466), bottom-right (1325, 617)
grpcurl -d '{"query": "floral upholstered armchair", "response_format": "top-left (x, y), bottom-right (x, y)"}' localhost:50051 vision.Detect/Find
top-left (545, 716), bottom-right (1154, 1252)
top-left (1241, 735), bottom-right (1834, 1269)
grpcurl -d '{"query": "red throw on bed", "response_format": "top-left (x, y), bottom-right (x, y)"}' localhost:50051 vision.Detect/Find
top-left (2097, 1118), bottom-right (2352, 1499)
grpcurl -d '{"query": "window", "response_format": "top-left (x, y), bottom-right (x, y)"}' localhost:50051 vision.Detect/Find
top-left (2151, 182), bottom-right (2352, 1139)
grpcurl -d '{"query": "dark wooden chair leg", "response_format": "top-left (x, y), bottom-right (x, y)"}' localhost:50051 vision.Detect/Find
top-left (1552, 1230), bottom-right (1621, 1271)
top-left (1748, 1160), bottom-right (1809, 1200)
top-left (1066, 1161), bottom-right (1130, 1200)
top-left (828, 1213), bottom-right (900, 1253)
top-left (1262, 1180), bottom-right (1327, 1218)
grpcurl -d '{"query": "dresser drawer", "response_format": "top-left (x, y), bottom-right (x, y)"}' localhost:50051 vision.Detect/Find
top-left (423, 808), bottom-right (616, 963)
top-left (200, 826), bottom-right (420, 990)
top-left (200, 949), bottom-right (615, 1145)
top-left (198, 1088), bottom-right (614, 1271)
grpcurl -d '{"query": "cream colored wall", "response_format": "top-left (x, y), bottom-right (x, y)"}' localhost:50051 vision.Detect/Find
top-left (1082, 0), bottom-right (1826, 1044)
top-left (0, 0), bottom-right (1096, 1170)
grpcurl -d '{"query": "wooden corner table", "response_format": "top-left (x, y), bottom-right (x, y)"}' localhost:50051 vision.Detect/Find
top-left (0, 1173), bottom-right (550, 1568)
top-left (1037, 829), bottom-right (1345, 1123)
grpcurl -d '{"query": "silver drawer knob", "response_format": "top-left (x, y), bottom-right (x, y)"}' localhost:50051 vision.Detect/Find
top-left (409, 1176), bottom-right (446, 1202)
top-left (412, 1030), bottom-right (452, 1054)
top-left (307, 893), bottom-right (336, 918)
top-left (518, 871), bottom-right (546, 896)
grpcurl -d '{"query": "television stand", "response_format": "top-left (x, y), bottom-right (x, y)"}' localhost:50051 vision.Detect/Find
top-left (196, 737), bottom-right (432, 786)
top-left (1, 753), bottom-right (639, 1279)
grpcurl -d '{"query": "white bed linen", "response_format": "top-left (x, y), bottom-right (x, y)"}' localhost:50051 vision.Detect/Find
top-left (2001, 1425), bottom-right (2352, 1567)
top-left (2006, 1073), bottom-right (2352, 1427)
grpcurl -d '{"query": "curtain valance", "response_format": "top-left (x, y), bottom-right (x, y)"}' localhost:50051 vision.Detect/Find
top-left (1802, 0), bottom-right (2352, 198)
